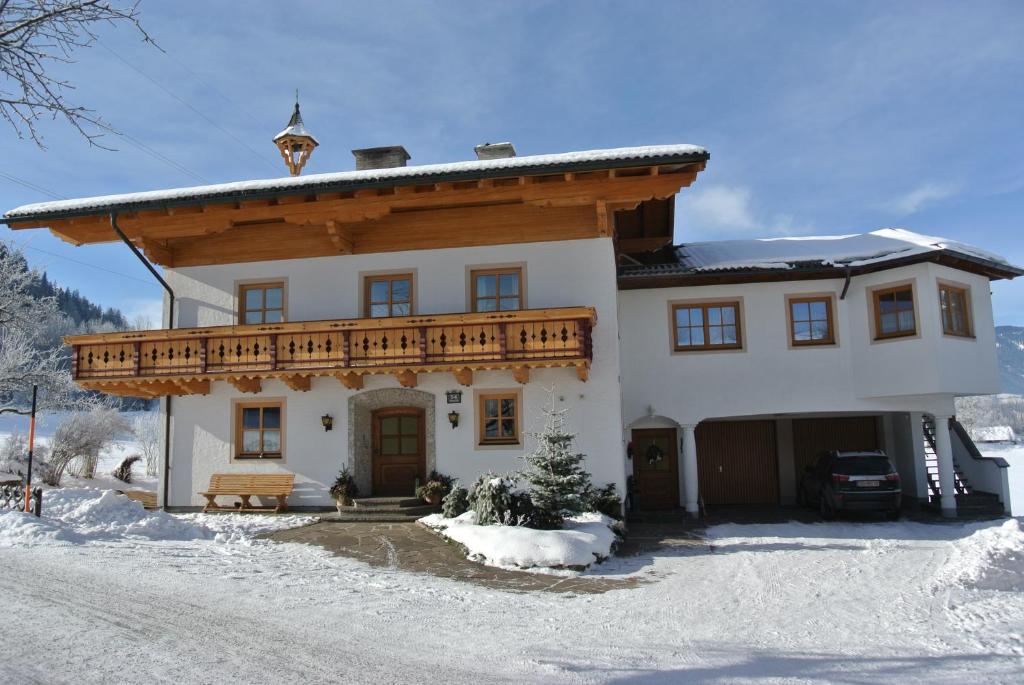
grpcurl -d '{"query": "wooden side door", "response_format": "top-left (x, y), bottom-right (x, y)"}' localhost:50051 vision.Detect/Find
top-left (696, 420), bottom-right (779, 505)
top-left (631, 428), bottom-right (679, 510)
top-left (372, 407), bottom-right (425, 496)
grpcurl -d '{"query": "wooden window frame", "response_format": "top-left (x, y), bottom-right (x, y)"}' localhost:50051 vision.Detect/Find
top-left (233, 399), bottom-right (285, 460)
top-left (670, 301), bottom-right (743, 352)
top-left (871, 284), bottom-right (917, 340)
top-left (470, 267), bottom-right (524, 313)
top-left (786, 295), bottom-right (836, 347)
top-left (363, 272), bottom-right (415, 318)
top-left (477, 391), bottom-right (521, 446)
top-left (237, 281), bottom-right (286, 325)
top-left (938, 281), bottom-right (974, 338)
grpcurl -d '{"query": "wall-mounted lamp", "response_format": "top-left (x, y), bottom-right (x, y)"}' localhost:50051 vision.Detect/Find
top-left (447, 410), bottom-right (460, 429)
top-left (321, 414), bottom-right (333, 431)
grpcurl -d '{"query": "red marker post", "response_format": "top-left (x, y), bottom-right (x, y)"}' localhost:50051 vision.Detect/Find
top-left (24, 385), bottom-right (37, 514)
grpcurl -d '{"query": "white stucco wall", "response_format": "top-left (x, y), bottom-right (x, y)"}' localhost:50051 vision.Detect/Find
top-left (161, 238), bottom-right (625, 507)
top-left (617, 262), bottom-right (1000, 428)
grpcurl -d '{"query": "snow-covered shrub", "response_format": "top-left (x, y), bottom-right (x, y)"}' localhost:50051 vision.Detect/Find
top-left (586, 483), bottom-right (622, 520)
top-left (468, 472), bottom-right (516, 525)
top-left (520, 395), bottom-right (593, 529)
top-left (111, 454), bottom-right (142, 483)
top-left (441, 485), bottom-right (469, 518)
top-left (132, 412), bottom-right (161, 477)
top-left (0, 432), bottom-right (27, 475)
top-left (42, 408), bottom-right (131, 485)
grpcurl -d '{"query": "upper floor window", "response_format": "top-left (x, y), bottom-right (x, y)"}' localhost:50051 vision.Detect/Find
top-left (365, 274), bottom-right (413, 318)
top-left (789, 296), bottom-right (835, 346)
top-left (235, 401), bottom-right (283, 459)
top-left (939, 283), bottom-right (972, 337)
top-left (873, 285), bottom-right (916, 339)
top-left (239, 282), bottom-right (285, 324)
top-left (672, 302), bottom-right (741, 351)
top-left (472, 268), bottom-right (522, 312)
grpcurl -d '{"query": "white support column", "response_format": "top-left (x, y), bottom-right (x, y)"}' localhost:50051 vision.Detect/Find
top-left (933, 414), bottom-right (957, 517)
top-left (681, 424), bottom-right (699, 517)
top-left (908, 412), bottom-right (929, 502)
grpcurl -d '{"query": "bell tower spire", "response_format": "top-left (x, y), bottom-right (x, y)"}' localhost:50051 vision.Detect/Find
top-left (273, 94), bottom-right (318, 176)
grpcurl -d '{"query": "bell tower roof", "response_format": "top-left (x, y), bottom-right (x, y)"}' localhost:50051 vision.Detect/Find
top-left (273, 101), bottom-right (319, 145)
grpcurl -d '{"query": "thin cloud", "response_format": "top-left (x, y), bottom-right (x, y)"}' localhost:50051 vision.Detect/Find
top-left (885, 182), bottom-right (960, 215)
top-left (678, 185), bottom-right (814, 241)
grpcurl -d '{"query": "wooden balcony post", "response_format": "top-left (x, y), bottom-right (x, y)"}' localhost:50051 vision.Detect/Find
top-left (341, 330), bottom-right (350, 368)
top-left (70, 345), bottom-right (79, 379)
top-left (132, 342), bottom-right (141, 377)
top-left (418, 326), bottom-right (428, 363)
top-left (269, 335), bottom-right (278, 370)
top-left (499, 324), bottom-right (507, 360)
top-left (199, 338), bottom-right (208, 374)
top-left (582, 319), bottom-right (594, 360)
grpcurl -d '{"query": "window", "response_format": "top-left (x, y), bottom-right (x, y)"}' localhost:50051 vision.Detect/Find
top-left (365, 274), bottom-right (413, 318)
top-left (472, 268), bottom-right (522, 312)
top-left (939, 284), bottom-right (972, 337)
top-left (239, 283), bottom-right (285, 324)
top-left (479, 392), bottom-right (519, 445)
top-left (789, 297), bottom-right (835, 346)
top-left (235, 402), bottom-right (283, 459)
top-left (873, 285), bottom-right (916, 339)
top-left (672, 302), bottom-right (741, 351)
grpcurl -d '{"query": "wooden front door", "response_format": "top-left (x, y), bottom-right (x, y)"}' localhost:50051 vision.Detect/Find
top-left (372, 408), bottom-right (425, 496)
top-left (631, 428), bottom-right (679, 510)
top-left (696, 420), bottom-right (779, 505)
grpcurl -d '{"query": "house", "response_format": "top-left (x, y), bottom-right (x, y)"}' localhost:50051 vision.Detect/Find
top-left (4, 107), bottom-right (1021, 518)
top-left (970, 426), bottom-right (1017, 444)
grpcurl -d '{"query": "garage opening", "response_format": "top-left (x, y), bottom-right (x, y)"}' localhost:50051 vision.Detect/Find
top-left (792, 416), bottom-right (880, 484)
top-left (696, 420), bottom-right (779, 505)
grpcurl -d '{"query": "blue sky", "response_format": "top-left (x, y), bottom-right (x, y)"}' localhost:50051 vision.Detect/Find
top-left (1, 0), bottom-right (1022, 324)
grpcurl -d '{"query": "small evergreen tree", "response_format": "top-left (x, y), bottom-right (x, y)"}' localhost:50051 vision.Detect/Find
top-left (520, 393), bottom-right (593, 529)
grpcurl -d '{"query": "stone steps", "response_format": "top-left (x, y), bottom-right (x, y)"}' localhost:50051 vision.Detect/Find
top-left (325, 496), bottom-right (440, 522)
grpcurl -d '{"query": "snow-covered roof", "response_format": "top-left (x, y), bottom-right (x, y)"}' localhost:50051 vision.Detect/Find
top-left (273, 102), bottom-right (318, 144)
top-left (2, 144), bottom-right (708, 222)
top-left (970, 426), bottom-right (1017, 443)
top-left (620, 228), bottom-right (1021, 280)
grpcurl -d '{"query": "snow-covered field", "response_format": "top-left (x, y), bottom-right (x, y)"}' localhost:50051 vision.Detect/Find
top-left (1, 489), bottom-right (1022, 683)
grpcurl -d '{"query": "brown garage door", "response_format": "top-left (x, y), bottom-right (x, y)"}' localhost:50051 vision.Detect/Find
top-left (792, 417), bottom-right (879, 478)
top-left (696, 420), bottom-right (778, 505)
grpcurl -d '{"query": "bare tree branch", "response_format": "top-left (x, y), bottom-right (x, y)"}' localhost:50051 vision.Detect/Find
top-left (0, 1), bottom-right (156, 148)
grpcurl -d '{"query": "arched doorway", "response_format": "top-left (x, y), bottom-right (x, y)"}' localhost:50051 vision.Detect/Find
top-left (348, 388), bottom-right (436, 496)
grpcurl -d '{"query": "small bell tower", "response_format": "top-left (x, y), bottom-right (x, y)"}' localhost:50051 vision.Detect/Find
top-left (273, 95), bottom-right (318, 176)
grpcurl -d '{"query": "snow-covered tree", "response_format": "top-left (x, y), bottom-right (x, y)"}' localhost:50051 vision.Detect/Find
top-left (132, 412), bottom-right (161, 476)
top-left (520, 393), bottom-right (593, 529)
top-left (0, 243), bottom-right (87, 417)
top-left (43, 406), bottom-right (130, 485)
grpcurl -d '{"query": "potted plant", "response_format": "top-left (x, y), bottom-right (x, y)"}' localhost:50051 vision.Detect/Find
top-left (416, 470), bottom-right (453, 505)
top-left (329, 466), bottom-right (358, 511)
top-left (416, 479), bottom-right (447, 505)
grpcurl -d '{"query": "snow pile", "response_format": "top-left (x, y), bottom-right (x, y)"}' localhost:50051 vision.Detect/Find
top-left (420, 511), bottom-right (619, 572)
top-left (0, 510), bottom-right (82, 546)
top-left (936, 519), bottom-right (1024, 592)
top-left (2, 489), bottom-right (315, 546)
top-left (970, 425), bottom-right (1017, 443)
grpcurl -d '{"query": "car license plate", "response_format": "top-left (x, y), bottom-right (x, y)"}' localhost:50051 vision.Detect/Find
top-left (858, 480), bottom-right (879, 487)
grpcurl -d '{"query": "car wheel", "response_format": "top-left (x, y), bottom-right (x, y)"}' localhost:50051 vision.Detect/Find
top-left (819, 492), bottom-right (836, 520)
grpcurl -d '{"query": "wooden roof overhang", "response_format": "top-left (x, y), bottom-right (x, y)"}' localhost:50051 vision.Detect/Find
top-left (617, 250), bottom-right (1024, 290)
top-left (65, 306), bottom-right (598, 398)
top-left (5, 152), bottom-right (708, 268)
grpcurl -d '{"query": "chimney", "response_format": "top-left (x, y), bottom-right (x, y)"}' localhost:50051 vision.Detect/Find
top-left (351, 146), bottom-right (411, 170)
top-left (474, 142), bottom-right (516, 160)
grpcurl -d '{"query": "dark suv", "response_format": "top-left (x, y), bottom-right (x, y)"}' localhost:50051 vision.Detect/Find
top-left (798, 450), bottom-right (902, 520)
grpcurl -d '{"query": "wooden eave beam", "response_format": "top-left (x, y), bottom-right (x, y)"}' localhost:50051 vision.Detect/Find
top-left (453, 368), bottom-right (473, 386)
top-left (394, 370), bottom-right (417, 388)
top-left (228, 376), bottom-right (262, 394)
top-left (282, 375), bottom-right (312, 392)
top-left (334, 372), bottom-right (364, 390)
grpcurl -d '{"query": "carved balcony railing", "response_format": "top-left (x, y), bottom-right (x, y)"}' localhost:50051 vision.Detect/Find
top-left (65, 307), bottom-right (596, 397)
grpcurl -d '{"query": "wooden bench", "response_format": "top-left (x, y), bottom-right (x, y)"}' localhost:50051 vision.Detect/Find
top-left (200, 473), bottom-right (295, 513)
top-left (121, 490), bottom-right (157, 509)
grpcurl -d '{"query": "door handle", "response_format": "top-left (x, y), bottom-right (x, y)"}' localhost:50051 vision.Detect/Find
top-left (718, 465), bottom-right (723, 473)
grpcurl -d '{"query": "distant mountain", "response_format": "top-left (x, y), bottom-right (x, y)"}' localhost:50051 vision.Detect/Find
top-left (996, 326), bottom-right (1024, 395)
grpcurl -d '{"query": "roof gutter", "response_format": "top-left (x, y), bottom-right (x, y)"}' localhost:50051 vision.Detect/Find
top-left (110, 212), bottom-right (175, 510)
top-left (2, 151), bottom-right (709, 225)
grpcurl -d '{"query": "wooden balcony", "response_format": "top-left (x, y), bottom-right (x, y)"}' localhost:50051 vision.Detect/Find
top-left (66, 307), bottom-right (596, 398)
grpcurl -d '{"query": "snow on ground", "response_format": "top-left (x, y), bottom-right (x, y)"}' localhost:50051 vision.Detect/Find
top-left (420, 511), bottom-right (620, 573)
top-left (980, 443), bottom-right (1024, 516)
top-left (2, 507), bottom-right (1023, 683)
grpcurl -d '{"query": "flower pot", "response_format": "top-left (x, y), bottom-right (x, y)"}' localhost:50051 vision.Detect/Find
top-left (335, 496), bottom-right (353, 511)
top-left (424, 493), bottom-right (442, 505)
